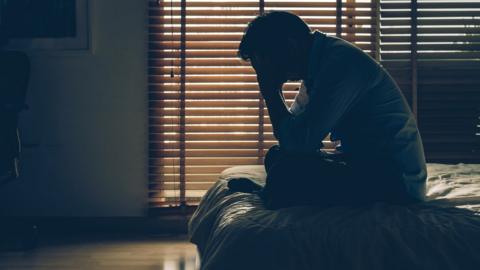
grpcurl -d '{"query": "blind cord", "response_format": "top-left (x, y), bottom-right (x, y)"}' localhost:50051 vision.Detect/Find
top-left (158, 0), bottom-right (178, 206)
top-left (170, 0), bottom-right (178, 206)
top-left (170, 0), bottom-right (174, 78)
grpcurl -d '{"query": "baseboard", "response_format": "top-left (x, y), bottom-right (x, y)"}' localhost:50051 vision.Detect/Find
top-left (0, 216), bottom-right (191, 236)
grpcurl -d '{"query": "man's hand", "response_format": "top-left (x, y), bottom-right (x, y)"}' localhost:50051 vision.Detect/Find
top-left (257, 72), bottom-right (285, 98)
top-left (250, 55), bottom-right (285, 97)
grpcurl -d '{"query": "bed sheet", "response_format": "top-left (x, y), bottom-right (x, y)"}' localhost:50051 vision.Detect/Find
top-left (189, 163), bottom-right (480, 270)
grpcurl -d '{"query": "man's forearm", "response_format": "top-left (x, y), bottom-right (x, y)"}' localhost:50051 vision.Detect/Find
top-left (262, 90), bottom-right (292, 139)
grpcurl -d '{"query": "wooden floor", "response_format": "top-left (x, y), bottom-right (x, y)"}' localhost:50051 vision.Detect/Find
top-left (0, 234), bottom-right (198, 270)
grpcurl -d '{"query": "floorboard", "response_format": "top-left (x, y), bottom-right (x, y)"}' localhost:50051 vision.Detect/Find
top-left (0, 234), bottom-right (198, 270)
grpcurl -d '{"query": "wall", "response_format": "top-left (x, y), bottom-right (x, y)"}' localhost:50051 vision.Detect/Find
top-left (0, 0), bottom-right (148, 216)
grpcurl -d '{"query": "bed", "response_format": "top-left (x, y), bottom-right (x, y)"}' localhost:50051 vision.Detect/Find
top-left (189, 163), bottom-right (480, 270)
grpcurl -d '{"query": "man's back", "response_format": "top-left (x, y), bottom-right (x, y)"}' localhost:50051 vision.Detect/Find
top-left (301, 32), bottom-right (427, 201)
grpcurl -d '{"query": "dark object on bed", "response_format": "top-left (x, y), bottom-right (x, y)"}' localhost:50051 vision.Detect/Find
top-left (227, 177), bottom-right (263, 194)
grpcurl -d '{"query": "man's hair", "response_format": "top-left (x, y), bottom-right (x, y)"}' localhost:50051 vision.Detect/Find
top-left (238, 11), bottom-right (311, 61)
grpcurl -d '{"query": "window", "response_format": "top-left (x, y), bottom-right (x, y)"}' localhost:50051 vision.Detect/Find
top-left (148, 0), bottom-right (480, 211)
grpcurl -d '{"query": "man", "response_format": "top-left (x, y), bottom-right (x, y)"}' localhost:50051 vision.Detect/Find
top-left (231, 11), bottom-right (427, 209)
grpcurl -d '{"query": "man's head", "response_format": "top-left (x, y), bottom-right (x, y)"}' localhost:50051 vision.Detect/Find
top-left (238, 11), bottom-right (313, 82)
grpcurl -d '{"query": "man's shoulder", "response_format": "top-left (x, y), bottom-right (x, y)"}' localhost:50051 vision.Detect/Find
top-left (323, 35), bottom-right (376, 63)
top-left (306, 32), bottom-right (383, 92)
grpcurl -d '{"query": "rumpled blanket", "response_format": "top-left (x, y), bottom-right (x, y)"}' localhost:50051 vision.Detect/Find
top-left (189, 163), bottom-right (480, 270)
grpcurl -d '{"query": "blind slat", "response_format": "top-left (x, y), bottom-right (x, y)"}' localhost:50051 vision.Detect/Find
top-left (381, 19), bottom-right (480, 26)
top-left (150, 9), bottom-right (374, 17)
top-left (381, 2), bottom-right (480, 9)
top-left (150, 26), bottom-right (375, 34)
top-left (152, 1), bottom-right (371, 9)
top-left (381, 10), bottom-right (480, 18)
top-left (150, 17), bottom-right (373, 25)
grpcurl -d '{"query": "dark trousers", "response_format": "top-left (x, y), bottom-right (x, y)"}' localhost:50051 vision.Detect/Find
top-left (262, 145), bottom-right (412, 209)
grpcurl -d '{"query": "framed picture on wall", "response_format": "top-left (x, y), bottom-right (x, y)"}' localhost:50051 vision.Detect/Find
top-left (0, 0), bottom-right (90, 51)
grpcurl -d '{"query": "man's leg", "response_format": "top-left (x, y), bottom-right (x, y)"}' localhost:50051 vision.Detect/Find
top-left (228, 144), bottom-right (317, 198)
top-left (264, 144), bottom-right (282, 174)
top-left (226, 145), bottom-right (282, 194)
top-left (230, 145), bottom-right (413, 207)
top-left (262, 147), bottom-right (356, 209)
top-left (261, 146), bottom-right (414, 209)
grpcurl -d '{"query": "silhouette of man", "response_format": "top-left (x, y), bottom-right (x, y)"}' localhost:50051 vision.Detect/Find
top-left (234, 11), bottom-right (427, 209)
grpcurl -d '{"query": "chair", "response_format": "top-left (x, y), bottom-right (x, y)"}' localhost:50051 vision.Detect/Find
top-left (0, 50), bottom-right (29, 184)
top-left (0, 48), bottom-right (36, 251)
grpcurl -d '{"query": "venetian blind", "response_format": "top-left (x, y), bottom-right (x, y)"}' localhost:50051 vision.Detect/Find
top-left (148, 0), bottom-right (378, 209)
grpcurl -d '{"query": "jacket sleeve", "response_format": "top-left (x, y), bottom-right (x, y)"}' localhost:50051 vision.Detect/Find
top-left (276, 47), bottom-right (375, 152)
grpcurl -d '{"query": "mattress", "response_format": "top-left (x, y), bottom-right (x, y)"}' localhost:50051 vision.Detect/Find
top-left (189, 163), bottom-right (480, 270)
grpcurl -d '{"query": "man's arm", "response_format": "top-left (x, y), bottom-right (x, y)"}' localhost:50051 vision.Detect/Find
top-left (253, 58), bottom-right (293, 141)
top-left (259, 79), bottom-right (314, 152)
top-left (263, 50), bottom-right (376, 153)
top-left (261, 89), bottom-right (291, 140)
